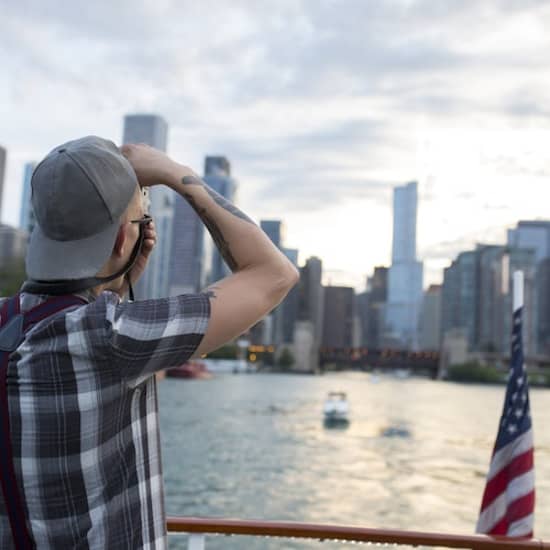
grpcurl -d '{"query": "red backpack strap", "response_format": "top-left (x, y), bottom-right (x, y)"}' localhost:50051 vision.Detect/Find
top-left (0, 294), bottom-right (86, 549)
top-left (23, 295), bottom-right (87, 332)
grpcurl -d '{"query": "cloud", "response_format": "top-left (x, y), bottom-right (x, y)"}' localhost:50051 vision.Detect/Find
top-left (2, 0), bottom-right (550, 287)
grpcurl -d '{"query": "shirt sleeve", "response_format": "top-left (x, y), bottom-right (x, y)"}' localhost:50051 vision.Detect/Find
top-left (102, 291), bottom-right (210, 381)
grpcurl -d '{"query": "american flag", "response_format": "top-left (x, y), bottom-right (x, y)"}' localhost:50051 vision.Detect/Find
top-left (476, 305), bottom-right (535, 537)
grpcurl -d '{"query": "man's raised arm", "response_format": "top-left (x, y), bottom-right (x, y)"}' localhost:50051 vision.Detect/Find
top-left (121, 144), bottom-right (299, 356)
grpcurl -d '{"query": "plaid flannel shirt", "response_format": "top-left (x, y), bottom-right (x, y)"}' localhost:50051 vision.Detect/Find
top-left (0, 289), bottom-right (210, 549)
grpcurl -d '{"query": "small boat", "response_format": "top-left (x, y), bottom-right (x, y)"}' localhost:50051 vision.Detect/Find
top-left (166, 361), bottom-right (213, 379)
top-left (323, 391), bottom-right (349, 426)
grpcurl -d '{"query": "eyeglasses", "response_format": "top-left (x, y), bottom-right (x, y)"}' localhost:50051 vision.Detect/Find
top-left (130, 214), bottom-right (153, 226)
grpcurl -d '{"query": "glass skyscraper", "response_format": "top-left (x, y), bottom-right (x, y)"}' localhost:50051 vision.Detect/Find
top-left (203, 156), bottom-right (236, 283)
top-left (385, 181), bottom-right (423, 349)
top-left (122, 114), bottom-right (174, 299)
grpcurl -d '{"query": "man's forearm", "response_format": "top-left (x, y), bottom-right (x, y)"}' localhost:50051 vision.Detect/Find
top-left (166, 166), bottom-right (291, 276)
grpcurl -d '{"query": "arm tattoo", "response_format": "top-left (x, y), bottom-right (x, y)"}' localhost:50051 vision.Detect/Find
top-left (181, 175), bottom-right (254, 224)
top-left (182, 191), bottom-right (239, 272)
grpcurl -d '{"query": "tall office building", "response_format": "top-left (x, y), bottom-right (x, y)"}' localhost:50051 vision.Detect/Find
top-left (19, 162), bottom-right (37, 235)
top-left (441, 250), bottom-right (478, 350)
top-left (385, 181), bottom-right (423, 349)
top-left (0, 146), bottom-right (6, 219)
top-left (297, 256), bottom-right (324, 345)
top-left (168, 197), bottom-right (206, 295)
top-left (203, 156), bottom-right (237, 283)
top-left (357, 266), bottom-right (388, 348)
top-left (508, 221), bottom-right (550, 262)
top-left (322, 286), bottom-right (355, 348)
top-left (508, 220), bottom-right (550, 354)
top-left (441, 244), bottom-right (536, 355)
top-left (122, 114), bottom-right (174, 299)
top-left (418, 285), bottom-right (442, 351)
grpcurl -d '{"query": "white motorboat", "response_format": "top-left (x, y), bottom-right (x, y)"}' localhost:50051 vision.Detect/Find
top-left (323, 391), bottom-right (349, 425)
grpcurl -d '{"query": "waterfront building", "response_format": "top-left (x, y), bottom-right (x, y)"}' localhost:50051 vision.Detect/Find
top-left (385, 181), bottom-right (423, 349)
top-left (360, 266), bottom-right (388, 348)
top-left (537, 258), bottom-right (550, 356)
top-left (441, 250), bottom-right (478, 350)
top-left (0, 223), bottom-right (27, 269)
top-left (0, 145), bottom-right (6, 219)
top-left (122, 114), bottom-right (174, 299)
top-left (508, 221), bottom-right (550, 262)
top-left (296, 256), bottom-right (324, 346)
top-left (169, 196), bottom-right (206, 295)
top-left (491, 247), bottom-right (536, 356)
top-left (477, 245), bottom-right (506, 352)
top-left (203, 156), bottom-right (237, 283)
top-left (418, 284), bottom-right (442, 351)
top-left (441, 244), bottom-right (537, 356)
top-left (19, 162), bottom-right (37, 235)
top-left (508, 220), bottom-right (550, 355)
top-left (322, 286), bottom-right (356, 349)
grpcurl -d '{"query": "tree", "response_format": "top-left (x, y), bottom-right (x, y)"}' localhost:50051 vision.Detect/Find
top-left (0, 256), bottom-right (26, 297)
top-left (277, 347), bottom-right (295, 370)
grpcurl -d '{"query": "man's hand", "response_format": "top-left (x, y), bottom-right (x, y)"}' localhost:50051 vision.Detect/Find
top-left (120, 219), bottom-right (157, 296)
top-left (121, 143), bottom-right (183, 187)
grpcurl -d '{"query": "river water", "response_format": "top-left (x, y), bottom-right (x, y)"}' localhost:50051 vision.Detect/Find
top-left (159, 372), bottom-right (550, 549)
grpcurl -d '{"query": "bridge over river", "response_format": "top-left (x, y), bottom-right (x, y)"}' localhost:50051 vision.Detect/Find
top-left (319, 347), bottom-right (441, 378)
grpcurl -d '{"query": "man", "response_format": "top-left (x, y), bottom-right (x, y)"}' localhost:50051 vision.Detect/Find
top-left (0, 136), bottom-right (298, 549)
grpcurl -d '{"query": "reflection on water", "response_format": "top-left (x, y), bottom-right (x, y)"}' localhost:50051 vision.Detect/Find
top-left (159, 373), bottom-right (550, 549)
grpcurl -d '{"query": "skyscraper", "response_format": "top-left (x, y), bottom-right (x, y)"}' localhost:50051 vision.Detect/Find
top-left (508, 220), bottom-right (550, 354)
top-left (508, 221), bottom-right (550, 262)
top-left (19, 162), bottom-right (37, 235)
top-left (122, 114), bottom-right (174, 299)
top-left (322, 286), bottom-right (355, 348)
top-left (0, 145), bottom-right (6, 219)
top-left (203, 156), bottom-right (237, 283)
top-left (168, 197), bottom-right (206, 295)
top-left (297, 256), bottom-right (324, 345)
top-left (418, 284), bottom-right (442, 351)
top-left (441, 244), bottom-right (537, 356)
top-left (385, 181), bottom-right (423, 349)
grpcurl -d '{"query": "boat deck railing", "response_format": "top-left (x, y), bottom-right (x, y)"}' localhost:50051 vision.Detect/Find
top-left (167, 517), bottom-right (550, 549)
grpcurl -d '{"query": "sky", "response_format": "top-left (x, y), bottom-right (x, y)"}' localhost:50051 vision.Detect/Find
top-left (1, 0), bottom-right (549, 291)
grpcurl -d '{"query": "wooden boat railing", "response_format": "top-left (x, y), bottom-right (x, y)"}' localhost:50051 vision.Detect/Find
top-left (167, 517), bottom-right (550, 549)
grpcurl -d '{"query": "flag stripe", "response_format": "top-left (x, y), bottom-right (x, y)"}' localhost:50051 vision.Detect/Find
top-left (487, 430), bottom-right (533, 481)
top-left (477, 471), bottom-right (534, 533)
top-left (485, 492), bottom-right (535, 536)
top-left (480, 449), bottom-right (534, 510)
top-left (509, 514), bottom-right (535, 537)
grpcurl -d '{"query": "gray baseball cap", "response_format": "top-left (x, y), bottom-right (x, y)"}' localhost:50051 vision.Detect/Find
top-left (26, 136), bottom-right (139, 280)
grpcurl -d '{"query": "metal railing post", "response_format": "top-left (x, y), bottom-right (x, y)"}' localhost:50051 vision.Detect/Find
top-left (187, 533), bottom-right (205, 550)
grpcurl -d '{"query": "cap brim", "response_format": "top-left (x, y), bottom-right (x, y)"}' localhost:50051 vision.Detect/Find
top-left (26, 221), bottom-right (120, 281)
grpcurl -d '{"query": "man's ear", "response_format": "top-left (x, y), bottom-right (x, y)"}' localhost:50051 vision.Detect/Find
top-left (113, 225), bottom-right (127, 257)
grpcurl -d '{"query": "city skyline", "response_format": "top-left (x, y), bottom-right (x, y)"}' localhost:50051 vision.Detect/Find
top-left (2, 1), bottom-right (550, 290)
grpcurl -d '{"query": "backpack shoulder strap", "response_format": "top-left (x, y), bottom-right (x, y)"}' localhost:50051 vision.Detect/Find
top-left (0, 293), bottom-right (86, 550)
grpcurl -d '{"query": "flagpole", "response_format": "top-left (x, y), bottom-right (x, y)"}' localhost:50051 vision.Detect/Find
top-left (477, 268), bottom-right (535, 537)
top-left (513, 271), bottom-right (524, 313)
